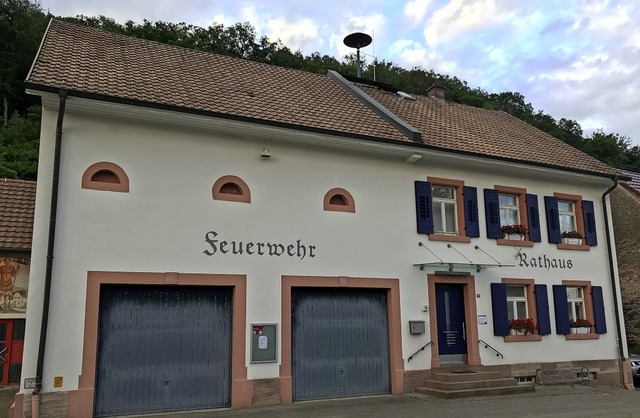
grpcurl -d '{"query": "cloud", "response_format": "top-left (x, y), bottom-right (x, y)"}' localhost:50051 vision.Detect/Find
top-left (403, 0), bottom-right (433, 27)
top-left (423, 0), bottom-right (516, 46)
top-left (266, 18), bottom-right (320, 52)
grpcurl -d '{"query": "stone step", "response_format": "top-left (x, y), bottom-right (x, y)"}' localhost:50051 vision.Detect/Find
top-left (415, 384), bottom-right (535, 399)
top-left (422, 377), bottom-right (519, 391)
top-left (428, 370), bottom-right (505, 382)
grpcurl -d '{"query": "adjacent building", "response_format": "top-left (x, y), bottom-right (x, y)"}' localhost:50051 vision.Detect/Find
top-left (0, 179), bottom-right (36, 387)
top-left (13, 19), bottom-right (631, 417)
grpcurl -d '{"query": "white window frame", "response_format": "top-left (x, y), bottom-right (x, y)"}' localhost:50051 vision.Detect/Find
top-left (558, 200), bottom-right (577, 233)
top-left (566, 286), bottom-right (586, 321)
top-left (499, 193), bottom-right (519, 226)
top-left (506, 285), bottom-right (528, 321)
top-left (432, 186), bottom-right (458, 235)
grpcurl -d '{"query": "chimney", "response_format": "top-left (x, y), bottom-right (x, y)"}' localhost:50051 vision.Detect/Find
top-left (427, 84), bottom-right (446, 103)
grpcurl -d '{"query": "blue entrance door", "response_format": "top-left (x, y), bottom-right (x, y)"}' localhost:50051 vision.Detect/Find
top-left (435, 284), bottom-right (467, 364)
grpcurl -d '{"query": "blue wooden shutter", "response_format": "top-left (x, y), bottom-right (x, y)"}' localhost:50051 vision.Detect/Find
top-left (463, 186), bottom-right (480, 238)
top-left (415, 181), bottom-right (433, 234)
top-left (544, 196), bottom-right (561, 244)
top-left (552, 285), bottom-right (570, 335)
top-left (526, 194), bottom-right (542, 242)
top-left (491, 283), bottom-right (509, 336)
top-left (484, 189), bottom-right (502, 239)
top-left (591, 286), bottom-right (607, 334)
top-left (582, 200), bottom-right (598, 246)
top-left (534, 284), bottom-right (551, 335)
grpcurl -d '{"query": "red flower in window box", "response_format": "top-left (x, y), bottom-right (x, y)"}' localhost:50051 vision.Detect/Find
top-left (501, 224), bottom-right (528, 236)
top-left (569, 318), bottom-right (592, 328)
top-left (508, 318), bottom-right (537, 335)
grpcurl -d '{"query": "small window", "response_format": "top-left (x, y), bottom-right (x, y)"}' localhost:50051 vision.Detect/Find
top-left (82, 162), bottom-right (129, 192)
top-left (506, 285), bottom-right (528, 321)
top-left (432, 186), bottom-right (457, 234)
top-left (499, 194), bottom-right (519, 226)
top-left (212, 175), bottom-right (251, 203)
top-left (558, 200), bottom-right (577, 234)
top-left (324, 188), bottom-right (355, 213)
top-left (566, 286), bottom-right (586, 321)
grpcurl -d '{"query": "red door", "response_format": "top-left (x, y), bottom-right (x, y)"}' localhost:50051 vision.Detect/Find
top-left (0, 319), bottom-right (25, 385)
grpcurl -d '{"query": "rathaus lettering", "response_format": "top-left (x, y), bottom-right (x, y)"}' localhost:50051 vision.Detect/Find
top-left (516, 252), bottom-right (573, 270)
top-left (203, 231), bottom-right (317, 260)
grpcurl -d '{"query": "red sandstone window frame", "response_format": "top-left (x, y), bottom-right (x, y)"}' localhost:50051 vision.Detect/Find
top-left (81, 162), bottom-right (129, 193)
top-left (494, 185), bottom-right (533, 247)
top-left (426, 177), bottom-right (470, 243)
top-left (212, 175), bottom-right (251, 204)
top-left (323, 188), bottom-right (355, 213)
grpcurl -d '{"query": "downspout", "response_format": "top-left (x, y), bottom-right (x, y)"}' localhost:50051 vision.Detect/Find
top-left (601, 174), bottom-right (631, 389)
top-left (32, 90), bottom-right (67, 414)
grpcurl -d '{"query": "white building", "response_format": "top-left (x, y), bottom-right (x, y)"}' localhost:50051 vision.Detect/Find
top-left (13, 20), bottom-right (631, 417)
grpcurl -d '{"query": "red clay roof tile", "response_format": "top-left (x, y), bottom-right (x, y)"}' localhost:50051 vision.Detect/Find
top-left (0, 179), bottom-right (37, 250)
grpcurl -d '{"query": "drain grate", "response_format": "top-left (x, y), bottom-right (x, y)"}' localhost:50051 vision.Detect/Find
top-left (451, 370), bottom-right (477, 374)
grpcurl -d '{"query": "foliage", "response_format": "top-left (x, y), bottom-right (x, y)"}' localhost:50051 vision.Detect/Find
top-left (0, 0), bottom-right (51, 121)
top-left (508, 318), bottom-right (536, 335)
top-left (0, 104), bottom-right (40, 179)
top-left (501, 224), bottom-right (528, 236)
top-left (3, 0), bottom-right (640, 181)
top-left (569, 318), bottom-right (592, 328)
top-left (561, 230), bottom-right (583, 239)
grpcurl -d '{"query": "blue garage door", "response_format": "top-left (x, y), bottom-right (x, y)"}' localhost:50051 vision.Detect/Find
top-left (291, 287), bottom-right (391, 401)
top-left (94, 285), bottom-right (232, 417)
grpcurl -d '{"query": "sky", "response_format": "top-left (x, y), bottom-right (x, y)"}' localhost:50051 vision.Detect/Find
top-left (38, 0), bottom-right (640, 145)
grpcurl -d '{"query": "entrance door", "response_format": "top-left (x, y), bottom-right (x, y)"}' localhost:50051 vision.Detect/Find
top-left (435, 284), bottom-right (467, 365)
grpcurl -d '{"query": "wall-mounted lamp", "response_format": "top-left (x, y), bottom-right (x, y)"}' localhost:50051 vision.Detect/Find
top-left (261, 148), bottom-right (271, 159)
top-left (406, 154), bottom-right (422, 163)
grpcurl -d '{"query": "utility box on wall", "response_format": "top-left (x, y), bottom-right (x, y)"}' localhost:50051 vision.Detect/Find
top-left (250, 324), bottom-right (277, 363)
top-left (409, 320), bottom-right (426, 335)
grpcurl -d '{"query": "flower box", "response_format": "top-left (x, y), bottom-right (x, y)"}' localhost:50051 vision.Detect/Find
top-left (509, 329), bottom-right (526, 336)
top-left (505, 234), bottom-right (525, 241)
top-left (561, 238), bottom-right (583, 245)
top-left (571, 327), bottom-right (591, 334)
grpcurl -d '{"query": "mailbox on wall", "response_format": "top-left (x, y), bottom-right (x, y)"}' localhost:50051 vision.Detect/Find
top-left (250, 324), bottom-right (278, 363)
top-left (409, 320), bottom-right (426, 335)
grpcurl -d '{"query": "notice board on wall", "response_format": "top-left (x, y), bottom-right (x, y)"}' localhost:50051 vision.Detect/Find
top-left (251, 323), bottom-right (277, 363)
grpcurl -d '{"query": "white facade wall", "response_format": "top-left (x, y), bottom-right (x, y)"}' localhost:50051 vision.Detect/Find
top-left (22, 105), bottom-right (623, 394)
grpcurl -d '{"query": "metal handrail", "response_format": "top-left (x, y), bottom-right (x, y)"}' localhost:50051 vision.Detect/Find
top-left (478, 339), bottom-right (504, 359)
top-left (408, 341), bottom-right (433, 362)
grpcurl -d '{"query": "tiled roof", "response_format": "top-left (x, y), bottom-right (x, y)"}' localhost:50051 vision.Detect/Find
top-left (27, 20), bottom-right (619, 178)
top-left (0, 179), bottom-right (37, 251)
top-left (27, 20), bottom-right (408, 142)
top-left (621, 170), bottom-right (640, 192)
top-left (359, 86), bottom-right (618, 176)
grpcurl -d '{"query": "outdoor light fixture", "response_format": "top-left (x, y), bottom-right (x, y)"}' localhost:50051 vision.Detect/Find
top-left (261, 148), bottom-right (271, 159)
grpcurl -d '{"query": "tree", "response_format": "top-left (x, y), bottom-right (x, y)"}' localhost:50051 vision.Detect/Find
top-left (0, 0), bottom-right (50, 122)
top-left (0, 104), bottom-right (40, 179)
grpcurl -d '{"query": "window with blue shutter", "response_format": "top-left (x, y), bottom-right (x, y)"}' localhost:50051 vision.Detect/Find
top-left (484, 189), bottom-right (501, 239)
top-left (544, 197), bottom-right (561, 243)
top-left (591, 286), bottom-right (607, 334)
top-left (415, 181), bottom-right (433, 234)
top-left (552, 285), bottom-right (570, 335)
top-left (582, 200), bottom-right (598, 246)
top-left (534, 284), bottom-right (551, 335)
top-left (463, 186), bottom-right (479, 238)
top-left (491, 283), bottom-right (509, 336)
top-left (526, 194), bottom-right (541, 242)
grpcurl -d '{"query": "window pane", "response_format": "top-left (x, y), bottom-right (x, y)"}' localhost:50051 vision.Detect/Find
top-left (433, 201), bottom-right (443, 231)
top-left (566, 287), bottom-right (582, 299)
top-left (558, 201), bottom-right (573, 212)
top-left (499, 195), bottom-right (517, 206)
top-left (508, 304), bottom-right (515, 321)
top-left (506, 285), bottom-right (525, 297)
top-left (559, 214), bottom-right (575, 233)
top-left (574, 302), bottom-right (585, 319)
top-left (433, 187), bottom-right (454, 199)
top-left (444, 203), bottom-right (456, 233)
top-left (507, 211), bottom-right (518, 225)
top-left (516, 301), bottom-right (527, 319)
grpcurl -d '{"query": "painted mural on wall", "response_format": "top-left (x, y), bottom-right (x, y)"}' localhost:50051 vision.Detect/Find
top-left (0, 258), bottom-right (29, 313)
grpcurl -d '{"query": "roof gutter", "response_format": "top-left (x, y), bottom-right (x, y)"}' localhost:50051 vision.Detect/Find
top-left (601, 175), bottom-right (631, 389)
top-left (33, 90), bottom-right (67, 405)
